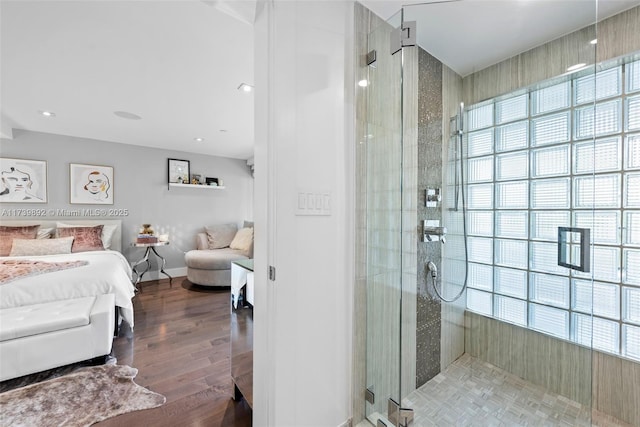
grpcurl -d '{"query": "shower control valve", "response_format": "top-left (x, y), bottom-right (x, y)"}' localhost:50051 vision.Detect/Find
top-left (426, 188), bottom-right (441, 208)
top-left (423, 220), bottom-right (447, 243)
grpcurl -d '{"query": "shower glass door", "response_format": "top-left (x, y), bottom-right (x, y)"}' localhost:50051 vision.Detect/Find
top-left (359, 0), bottom-right (640, 424)
top-left (395, 0), bottom-right (607, 424)
top-left (364, 9), bottom-right (404, 426)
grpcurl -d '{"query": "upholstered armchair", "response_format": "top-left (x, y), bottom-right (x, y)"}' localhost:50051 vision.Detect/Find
top-left (184, 221), bottom-right (253, 287)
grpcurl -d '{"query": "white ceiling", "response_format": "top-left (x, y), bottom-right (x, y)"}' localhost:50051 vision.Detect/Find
top-left (2, 1), bottom-right (638, 161)
top-left (1, 0), bottom-right (255, 160)
top-left (361, 0), bottom-right (640, 76)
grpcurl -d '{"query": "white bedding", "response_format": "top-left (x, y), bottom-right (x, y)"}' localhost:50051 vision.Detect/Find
top-left (0, 250), bottom-right (136, 326)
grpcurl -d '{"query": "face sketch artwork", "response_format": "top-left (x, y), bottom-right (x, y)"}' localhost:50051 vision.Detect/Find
top-left (0, 167), bottom-right (42, 201)
top-left (84, 171), bottom-right (110, 201)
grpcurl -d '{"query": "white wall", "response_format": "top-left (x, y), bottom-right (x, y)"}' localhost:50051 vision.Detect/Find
top-left (0, 130), bottom-right (253, 274)
top-left (253, 1), bottom-right (354, 426)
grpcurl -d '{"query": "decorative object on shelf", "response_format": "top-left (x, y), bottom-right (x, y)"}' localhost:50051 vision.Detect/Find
top-left (136, 234), bottom-right (158, 244)
top-left (167, 183), bottom-right (225, 190)
top-left (191, 174), bottom-right (201, 185)
top-left (140, 224), bottom-right (154, 235)
top-left (206, 177), bottom-right (219, 186)
top-left (168, 158), bottom-right (190, 185)
top-left (0, 158), bottom-right (47, 203)
top-left (137, 224), bottom-right (156, 243)
top-left (69, 163), bottom-right (113, 205)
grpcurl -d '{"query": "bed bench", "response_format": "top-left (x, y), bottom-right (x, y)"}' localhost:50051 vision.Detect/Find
top-left (0, 293), bottom-right (115, 381)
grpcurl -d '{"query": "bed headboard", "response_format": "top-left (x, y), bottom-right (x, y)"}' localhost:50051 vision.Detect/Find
top-left (0, 219), bottom-right (122, 252)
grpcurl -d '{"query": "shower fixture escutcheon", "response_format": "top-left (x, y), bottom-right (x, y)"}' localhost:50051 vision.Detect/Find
top-left (425, 188), bottom-right (441, 207)
top-left (423, 220), bottom-right (447, 243)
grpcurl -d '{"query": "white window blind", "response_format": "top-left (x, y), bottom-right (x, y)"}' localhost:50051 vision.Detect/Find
top-left (623, 287), bottom-right (640, 324)
top-left (467, 104), bottom-right (493, 131)
top-left (532, 81), bottom-right (570, 115)
top-left (574, 66), bottom-right (621, 105)
top-left (467, 289), bottom-right (492, 315)
top-left (573, 137), bottom-right (621, 174)
top-left (627, 134), bottom-right (640, 169)
top-left (628, 61), bottom-right (640, 93)
top-left (623, 325), bottom-right (640, 359)
top-left (496, 211), bottom-right (528, 238)
top-left (532, 145), bottom-right (570, 177)
top-left (496, 93), bottom-right (528, 124)
top-left (495, 267), bottom-right (527, 298)
top-left (627, 95), bottom-right (640, 131)
top-left (495, 295), bottom-right (527, 326)
top-left (496, 121), bottom-right (528, 152)
top-left (468, 263), bottom-right (493, 291)
top-left (530, 303), bottom-right (569, 338)
top-left (531, 112), bottom-right (570, 146)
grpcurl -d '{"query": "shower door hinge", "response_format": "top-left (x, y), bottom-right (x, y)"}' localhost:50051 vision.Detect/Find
top-left (365, 387), bottom-right (375, 404)
top-left (390, 21), bottom-right (416, 55)
top-left (268, 266), bottom-right (276, 281)
top-left (388, 398), bottom-right (414, 427)
top-left (367, 50), bottom-right (377, 67)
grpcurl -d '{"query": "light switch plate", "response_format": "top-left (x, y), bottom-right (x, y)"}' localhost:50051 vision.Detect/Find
top-left (296, 189), bottom-right (332, 216)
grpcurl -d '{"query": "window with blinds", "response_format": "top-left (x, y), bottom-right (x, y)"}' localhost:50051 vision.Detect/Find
top-left (461, 59), bottom-right (640, 361)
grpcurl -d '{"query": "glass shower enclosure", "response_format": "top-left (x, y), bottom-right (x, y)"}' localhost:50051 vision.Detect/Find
top-left (359, 0), bottom-right (640, 425)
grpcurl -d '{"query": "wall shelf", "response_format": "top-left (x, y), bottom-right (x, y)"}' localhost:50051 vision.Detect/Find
top-left (168, 183), bottom-right (226, 190)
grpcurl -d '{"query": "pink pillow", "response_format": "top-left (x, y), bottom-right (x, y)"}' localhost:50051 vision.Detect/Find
top-left (0, 225), bottom-right (39, 256)
top-left (57, 225), bottom-right (105, 253)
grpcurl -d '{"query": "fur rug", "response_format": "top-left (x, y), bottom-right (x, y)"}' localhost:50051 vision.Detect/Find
top-left (0, 364), bottom-right (165, 426)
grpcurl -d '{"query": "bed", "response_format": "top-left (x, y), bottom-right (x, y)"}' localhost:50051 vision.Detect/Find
top-left (0, 219), bottom-right (136, 381)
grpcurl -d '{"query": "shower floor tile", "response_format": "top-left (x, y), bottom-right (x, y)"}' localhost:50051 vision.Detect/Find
top-left (360, 353), bottom-right (633, 427)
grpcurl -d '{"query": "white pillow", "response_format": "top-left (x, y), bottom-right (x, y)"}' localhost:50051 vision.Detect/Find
top-left (56, 222), bottom-right (118, 250)
top-left (37, 227), bottom-right (54, 239)
top-left (229, 227), bottom-right (253, 252)
top-left (205, 223), bottom-right (238, 249)
top-left (9, 237), bottom-right (74, 256)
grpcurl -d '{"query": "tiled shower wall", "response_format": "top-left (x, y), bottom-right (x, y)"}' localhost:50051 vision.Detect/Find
top-left (462, 6), bottom-right (640, 426)
top-left (415, 47), bottom-right (444, 386)
top-left (414, 41), bottom-right (468, 387)
top-left (463, 6), bottom-right (640, 105)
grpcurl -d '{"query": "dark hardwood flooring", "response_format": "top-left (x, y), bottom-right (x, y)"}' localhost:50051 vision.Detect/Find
top-left (96, 277), bottom-right (252, 427)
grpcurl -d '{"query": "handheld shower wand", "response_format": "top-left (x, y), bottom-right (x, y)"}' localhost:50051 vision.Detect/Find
top-left (430, 102), bottom-right (469, 303)
top-left (427, 261), bottom-right (438, 278)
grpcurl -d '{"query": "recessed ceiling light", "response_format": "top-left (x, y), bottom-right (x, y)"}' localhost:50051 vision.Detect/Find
top-left (194, 137), bottom-right (204, 142)
top-left (219, 129), bottom-right (228, 133)
top-left (113, 111), bottom-right (142, 120)
top-left (567, 63), bottom-right (587, 72)
top-left (590, 39), bottom-right (598, 45)
top-left (358, 79), bottom-right (368, 87)
top-left (38, 110), bottom-right (56, 117)
top-left (237, 83), bottom-right (254, 93)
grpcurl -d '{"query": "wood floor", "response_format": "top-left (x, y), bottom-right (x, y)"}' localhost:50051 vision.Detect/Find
top-left (96, 277), bottom-right (252, 427)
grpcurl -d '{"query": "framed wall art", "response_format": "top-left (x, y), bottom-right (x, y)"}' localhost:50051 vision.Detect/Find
top-left (0, 157), bottom-right (47, 203)
top-left (168, 158), bottom-right (190, 184)
top-left (70, 163), bottom-right (114, 204)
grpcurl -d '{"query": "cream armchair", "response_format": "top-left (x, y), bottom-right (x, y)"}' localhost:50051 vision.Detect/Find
top-left (184, 222), bottom-right (253, 287)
